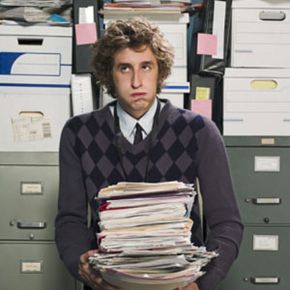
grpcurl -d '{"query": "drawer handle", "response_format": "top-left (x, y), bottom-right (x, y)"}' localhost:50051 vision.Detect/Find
top-left (253, 197), bottom-right (281, 205)
top-left (223, 118), bottom-right (244, 122)
top-left (17, 221), bottom-right (46, 229)
top-left (259, 11), bottom-right (286, 21)
top-left (250, 80), bottom-right (277, 90)
top-left (251, 277), bottom-right (280, 284)
top-left (17, 38), bottom-right (43, 46)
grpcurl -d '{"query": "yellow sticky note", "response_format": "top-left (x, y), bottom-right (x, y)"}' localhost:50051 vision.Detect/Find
top-left (195, 87), bottom-right (210, 100)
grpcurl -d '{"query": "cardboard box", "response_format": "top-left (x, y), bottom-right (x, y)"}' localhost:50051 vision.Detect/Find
top-left (160, 82), bottom-right (189, 108)
top-left (0, 86), bottom-right (70, 151)
top-left (223, 68), bottom-right (290, 136)
top-left (232, 0), bottom-right (290, 9)
top-left (231, 1), bottom-right (290, 68)
top-left (167, 67), bottom-right (187, 83)
top-left (0, 24), bottom-right (72, 86)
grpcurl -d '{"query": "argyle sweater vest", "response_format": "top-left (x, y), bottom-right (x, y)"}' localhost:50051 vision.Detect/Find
top-left (66, 100), bottom-right (205, 240)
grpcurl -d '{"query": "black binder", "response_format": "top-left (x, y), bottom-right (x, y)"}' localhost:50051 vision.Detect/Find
top-left (199, 0), bottom-right (232, 76)
top-left (73, 0), bottom-right (99, 73)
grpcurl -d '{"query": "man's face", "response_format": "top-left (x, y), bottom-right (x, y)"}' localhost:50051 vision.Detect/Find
top-left (112, 45), bottom-right (159, 119)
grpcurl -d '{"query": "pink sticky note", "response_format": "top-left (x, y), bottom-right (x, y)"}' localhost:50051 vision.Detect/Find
top-left (197, 33), bottom-right (217, 56)
top-left (191, 99), bottom-right (212, 120)
top-left (75, 23), bottom-right (97, 45)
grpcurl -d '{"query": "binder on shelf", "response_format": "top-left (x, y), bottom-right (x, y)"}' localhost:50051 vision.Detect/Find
top-left (198, 0), bottom-right (232, 75)
top-left (190, 73), bottom-right (223, 132)
top-left (71, 73), bottom-right (96, 115)
top-left (73, 0), bottom-right (99, 73)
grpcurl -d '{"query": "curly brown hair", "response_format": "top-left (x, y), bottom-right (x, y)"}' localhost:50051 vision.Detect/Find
top-left (91, 17), bottom-right (174, 98)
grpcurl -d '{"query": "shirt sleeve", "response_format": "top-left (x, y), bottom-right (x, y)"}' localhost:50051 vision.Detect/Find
top-left (55, 121), bottom-right (97, 278)
top-left (195, 117), bottom-right (244, 290)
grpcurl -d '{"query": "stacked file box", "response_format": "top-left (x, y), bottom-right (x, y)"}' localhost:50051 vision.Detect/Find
top-left (220, 1), bottom-right (290, 289)
top-left (0, 22), bottom-right (75, 289)
top-left (0, 24), bottom-right (71, 151)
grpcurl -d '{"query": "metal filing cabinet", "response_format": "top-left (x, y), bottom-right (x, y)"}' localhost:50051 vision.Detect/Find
top-left (218, 137), bottom-right (290, 290)
top-left (0, 152), bottom-right (75, 289)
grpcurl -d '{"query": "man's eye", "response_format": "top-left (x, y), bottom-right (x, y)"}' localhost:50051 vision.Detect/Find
top-left (142, 64), bottom-right (151, 71)
top-left (119, 65), bottom-right (129, 72)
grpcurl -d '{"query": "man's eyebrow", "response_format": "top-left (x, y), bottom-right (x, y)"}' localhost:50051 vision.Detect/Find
top-left (115, 60), bottom-right (155, 67)
top-left (116, 62), bottom-right (130, 65)
top-left (115, 62), bottom-right (131, 68)
top-left (142, 61), bottom-right (154, 65)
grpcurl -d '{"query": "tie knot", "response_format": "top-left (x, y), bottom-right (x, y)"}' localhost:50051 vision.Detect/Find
top-left (134, 123), bottom-right (143, 144)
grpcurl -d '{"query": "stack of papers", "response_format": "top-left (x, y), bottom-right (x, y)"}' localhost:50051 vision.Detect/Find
top-left (0, 0), bottom-right (72, 8)
top-left (99, 1), bottom-right (204, 15)
top-left (89, 181), bottom-right (218, 289)
top-left (0, 6), bottom-right (72, 24)
top-left (99, 2), bottom-right (189, 14)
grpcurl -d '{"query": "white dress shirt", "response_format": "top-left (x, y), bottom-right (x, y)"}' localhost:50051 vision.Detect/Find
top-left (115, 98), bottom-right (158, 144)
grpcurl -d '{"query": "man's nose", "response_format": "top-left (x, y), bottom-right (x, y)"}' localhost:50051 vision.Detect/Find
top-left (131, 70), bottom-right (142, 88)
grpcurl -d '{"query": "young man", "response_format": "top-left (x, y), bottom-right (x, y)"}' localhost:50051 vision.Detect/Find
top-left (55, 17), bottom-right (243, 290)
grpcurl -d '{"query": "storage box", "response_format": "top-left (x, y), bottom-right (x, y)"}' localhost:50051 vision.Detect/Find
top-left (231, 0), bottom-right (290, 68)
top-left (223, 68), bottom-right (290, 136)
top-left (159, 93), bottom-right (184, 109)
top-left (167, 67), bottom-right (187, 83)
top-left (232, 0), bottom-right (290, 9)
top-left (0, 24), bottom-right (72, 86)
top-left (0, 86), bottom-right (70, 151)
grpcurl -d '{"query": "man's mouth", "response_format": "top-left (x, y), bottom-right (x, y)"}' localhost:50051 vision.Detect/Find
top-left (131, 92), bottom-right (146, 97)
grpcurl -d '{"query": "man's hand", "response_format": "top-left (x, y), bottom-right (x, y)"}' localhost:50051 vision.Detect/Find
top-left (78, 250), bottom-right (121, 290)
top-left (177, 282), bottom-right (200, 290)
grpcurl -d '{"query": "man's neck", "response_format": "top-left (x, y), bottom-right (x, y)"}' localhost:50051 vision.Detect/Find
top-left (116, 98), bottom-right (158, 142)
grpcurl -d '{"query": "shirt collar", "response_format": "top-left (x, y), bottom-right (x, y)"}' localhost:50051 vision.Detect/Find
top-left (116, 98), bottom-right (158, 140)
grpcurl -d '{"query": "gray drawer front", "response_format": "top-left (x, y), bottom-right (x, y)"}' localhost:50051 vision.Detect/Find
top-left (0, 242), bottom-right (75, 290)
top-left (219, 226), bottom-right (290, 290)
top-left (227, 147), bottom-right (290, 224)
top-left (0, 164), bottom-right (58, 240)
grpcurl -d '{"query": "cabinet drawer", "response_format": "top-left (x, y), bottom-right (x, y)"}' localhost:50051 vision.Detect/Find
top-left (226, 147), bottom-right (290, 224)
top-left (0, 162), bottom-right (58, 240)
top-left (219, 226), bottom-right (290, 290)
top-left (0, 241), bottom-right (75, 290)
